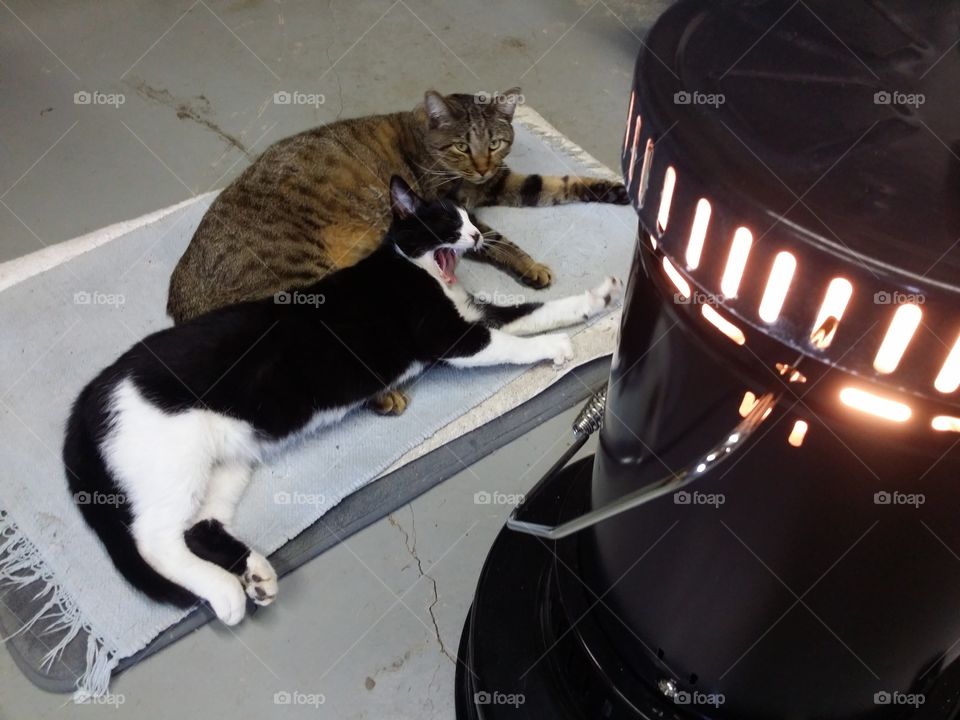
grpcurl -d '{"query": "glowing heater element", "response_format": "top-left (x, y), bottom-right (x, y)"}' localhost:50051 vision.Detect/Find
top-left (626, 114), bottom-right (641, 185)
top-left (813, 278), bottom-right (853, 344)
top-left (739, 391), bottom-right (758, 417)
top-left (623, 92), bottom-right (635, 153)
top-left (873, 304), bottom-right (922, 374)
top-left (933, 416), bottom-right (960, 432)
top-left (656, 166), bottom-right (677, 233)
top-left (702, 305), bottom-right (746, 345)
top-left (788, 420), bottom-right (809, 447)
top-left (758, 251), bottom-right (797, 323)
top-left (934, 334), bottom-right (960, 393)
top-left (662, 257), bottom-right (690, 299)
top-left (720, 227), bottom-right (753, 298)
top-left (685, 199), bottom-right (712, 269)
top-left (839, 387), bottom-right (912, 423)
top-left (638, 138), bottom-right (655, 209)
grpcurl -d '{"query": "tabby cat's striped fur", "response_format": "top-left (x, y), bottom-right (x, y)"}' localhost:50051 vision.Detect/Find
top-left (167, 89), bottom-right (627, 413)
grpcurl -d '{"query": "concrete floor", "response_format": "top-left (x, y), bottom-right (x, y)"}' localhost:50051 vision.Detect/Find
top-left (0, 0), bottom-right (669, 717)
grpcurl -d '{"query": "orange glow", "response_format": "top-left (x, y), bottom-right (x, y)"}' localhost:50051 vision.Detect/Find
top-left (720, 227), bottom-right (753, 299)
top-left (638, 138), bottom-right (654, 209)
top-left (626, 114), bottom-right (641, 185)
top-left (739, 391), bottom-right (758, 417)
top-left (758, 251), bottom-right (797, 322)
top-left (685, 199), bottom-right (712, 270)
top-left (934, 334), bottom-right (960, 393)
top-left (788, 420), bottom-right (809, 447)
top-left (662, 257), bottom-right (690, 299)
top-left (839, 387), bottom-right (912, 423)
top-left (813, 278), bottom-right (853, 344)
top-left (623, 93), bottom-right (635, 153)
top-left (702, 305), bottom-right (746, 345)
top-left (873, 304), bottom-right (922, 374)
top-left (656, 166), bottom-right (677, 234)
top-left (932, 416), bottom-right (960, 432)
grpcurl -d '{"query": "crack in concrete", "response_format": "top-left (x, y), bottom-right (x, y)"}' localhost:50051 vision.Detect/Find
top-left (127, 79), bottom-right (253, 160)
top-left (389, 507), bottom-right (454, 664)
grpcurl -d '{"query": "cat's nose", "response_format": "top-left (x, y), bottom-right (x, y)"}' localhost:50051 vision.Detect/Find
top-left (471, 231), bottom-right (481, 245)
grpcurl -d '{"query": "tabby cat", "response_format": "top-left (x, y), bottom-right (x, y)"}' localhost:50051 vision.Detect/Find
top-left (66, 177), bottom-right (621, 623)
top-left (167, 88), bottom-right (627, 414)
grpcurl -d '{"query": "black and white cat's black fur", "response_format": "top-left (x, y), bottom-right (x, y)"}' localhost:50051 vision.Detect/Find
top-left (64, 176), bottom-right (622, 625)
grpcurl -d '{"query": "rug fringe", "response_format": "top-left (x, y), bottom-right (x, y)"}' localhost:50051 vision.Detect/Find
top-left (0, 510), bottom-right (119, 700)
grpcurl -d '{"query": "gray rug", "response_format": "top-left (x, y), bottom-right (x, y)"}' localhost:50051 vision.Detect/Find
top-left (0, 106), bottom-right (634, 697)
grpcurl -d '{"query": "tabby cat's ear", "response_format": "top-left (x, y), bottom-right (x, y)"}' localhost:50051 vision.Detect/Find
top-left (389, 176), bottom-right (422, 219)
top-left (495, 87), bottom-right (521, 120)
top-left (424, 90), bottom-right (453, 128)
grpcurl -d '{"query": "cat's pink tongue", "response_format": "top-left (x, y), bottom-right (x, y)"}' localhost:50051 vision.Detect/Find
top-left (435, 248), bottom-right (458, 284)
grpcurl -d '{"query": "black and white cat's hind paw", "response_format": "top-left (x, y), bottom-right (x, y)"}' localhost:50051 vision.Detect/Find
top-left (242, 551), bottom-right (278, 607)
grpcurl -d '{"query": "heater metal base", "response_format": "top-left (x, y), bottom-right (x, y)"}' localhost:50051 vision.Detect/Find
top-left (455, 456), bottom-right (680, 720)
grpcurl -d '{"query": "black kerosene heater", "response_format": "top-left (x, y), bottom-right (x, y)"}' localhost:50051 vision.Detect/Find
top-left (457, 1), bottom-right (960, 718)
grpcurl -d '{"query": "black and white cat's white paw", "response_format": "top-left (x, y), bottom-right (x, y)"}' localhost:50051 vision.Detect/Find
top-left (581, 276), bottom-right (624, 319)
top-left (241, 551), bottom-right (278, 606)
top-left (539, 332), bottom-right (574, 366)
top-left (207, 573), bottom-right (248, 626)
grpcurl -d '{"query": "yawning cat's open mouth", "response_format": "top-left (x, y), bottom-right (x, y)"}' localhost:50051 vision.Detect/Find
top-left (434, 248), bottom-right (459, 284)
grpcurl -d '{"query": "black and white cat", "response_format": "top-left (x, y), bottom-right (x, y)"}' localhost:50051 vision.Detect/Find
top-left (63, 176), bottom-right (622, 625)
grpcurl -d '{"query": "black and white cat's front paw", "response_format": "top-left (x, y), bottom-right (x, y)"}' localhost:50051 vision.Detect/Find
top-left (538, 333), bottom-right (574, 366)
top-left (242, 551), bottom-right (278, 606)
top-left (581, 276), bottom-right (624, 319)
top-left (207, 573), bottom-right (248, 626)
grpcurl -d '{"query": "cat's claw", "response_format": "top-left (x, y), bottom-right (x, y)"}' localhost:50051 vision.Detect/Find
top-left (242, 551), bottom-right (278, 607)
top-left (518, 262), bottom-right (553, 289)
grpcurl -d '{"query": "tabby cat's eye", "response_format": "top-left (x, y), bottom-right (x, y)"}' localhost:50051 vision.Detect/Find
top-left (489, 139), bottom-right (503, 150)
top-left (454, 142), bottom-right (469, 153)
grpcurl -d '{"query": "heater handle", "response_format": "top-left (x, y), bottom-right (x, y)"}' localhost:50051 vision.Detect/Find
top-left (506, 391), bottom-right (780, 540)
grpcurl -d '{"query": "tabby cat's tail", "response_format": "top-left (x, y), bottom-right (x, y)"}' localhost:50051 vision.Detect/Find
top-left (63, 385), bottom-right (197, 608)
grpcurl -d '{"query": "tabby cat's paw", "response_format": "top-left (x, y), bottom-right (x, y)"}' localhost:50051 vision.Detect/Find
top-left (242, 551), bottom-right (278, 607)
top-left (369, 389), bottom-right (409, 416)
top-left (584, 180), bottom-right (629, 204)
top-left (518, 262), bottom-right (553, 289)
